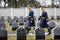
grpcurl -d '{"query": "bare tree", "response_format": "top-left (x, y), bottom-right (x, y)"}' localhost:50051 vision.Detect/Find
top-left (52, 0), bottom-right (54, 7)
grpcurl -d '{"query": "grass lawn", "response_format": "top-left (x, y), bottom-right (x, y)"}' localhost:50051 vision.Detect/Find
top-left (55, 20), bottom-right (60, 22)
top-left (8, 37), bottom-right (16, 40)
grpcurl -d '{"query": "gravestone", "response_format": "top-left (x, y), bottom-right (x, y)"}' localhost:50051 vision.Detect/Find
top-left (14, 16), bottom-right (19, 22)
top-left (19, 16), bottom-right (24, 25)
top-left (0, 29), bottom-right (7, 40)
top-left (53, 27), bottom-right (60, 40)
top-left (47, 20), bottom-right (56, 29)
top-left (35, 28), bottom-right (45, 40)
top-left (17, 28), bottom-right (26, 40)
top-left (57, 16), bottom-right (60, 20)
top-left (0, 23), bottom-right (6, 29)
top-left (12, 22), bottom-right (19, 31)
top-left (51, 16), bottom-right (54, 20)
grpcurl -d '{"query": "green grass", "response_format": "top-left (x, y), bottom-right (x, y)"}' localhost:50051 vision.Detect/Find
top-left (55, 20), bottom-right (60, 22)
top-left (8, 37), bottom-right (16, 40)
top-left (27, 36), bottom-right (34, 40)
top-left (5, 20), bottom-right (16, 33)
top-left (8, 36), bottom-right (34, 40)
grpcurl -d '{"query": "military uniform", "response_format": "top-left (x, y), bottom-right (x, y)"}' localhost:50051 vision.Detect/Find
top-left (28, 11), bottom-right (35, 27)
top-left (39, 12), bottom-right (51, 34)
top-left (39, 12), bottom-right (49, 28)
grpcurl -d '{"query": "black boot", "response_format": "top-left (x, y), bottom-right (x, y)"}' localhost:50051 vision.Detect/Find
top-left (26, 28), bottom-right (31, 34)
top-left (27, 29), bottom-right (30, 34)
top-left (48, 28), bottom-right (51, 35)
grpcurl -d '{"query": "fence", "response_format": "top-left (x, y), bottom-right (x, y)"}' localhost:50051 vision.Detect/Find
top-left (0, 7), bottom-right (60, 19)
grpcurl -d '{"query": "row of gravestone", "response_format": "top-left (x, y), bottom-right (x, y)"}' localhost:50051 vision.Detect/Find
top-left (0, 17), bottom-right (59, 40)
top-left (0, 16), bottom-right (58, 31)
top-left (38, 16), bottom-right (60, 20)
top-left (7, 16), bottom-right (60, 25)
top-left (7, 16), bottom-right (25, 31)
top-left (7, 16), bottom-right (36, 31)
top-left (50, 16), bottom-right (60, 20)
top-left (7, 16), bottom-right (24, 25)
top-left (0, 16), bottom-right (60, 23)
top-left (0, 26), bottom-right (60, 40)
top-left (0, 16), bottom-right (60, 40)
top-left (0, 18), bottom-right (60, 40)
top-left (7, 16), bottom-right (30, 23)
top-left (7, 16), bottom-right (57, 31)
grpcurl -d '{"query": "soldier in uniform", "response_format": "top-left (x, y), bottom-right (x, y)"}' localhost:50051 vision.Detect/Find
top-left (27, 6), bottom-right (35, 34)
top-left (39, 6), bottom-right (51, 35)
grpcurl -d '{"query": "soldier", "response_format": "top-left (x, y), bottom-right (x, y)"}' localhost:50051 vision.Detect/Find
top-left (39, 6), bottom-right (51, 35)
top-left (27, 6), bottom-right (35, 34)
